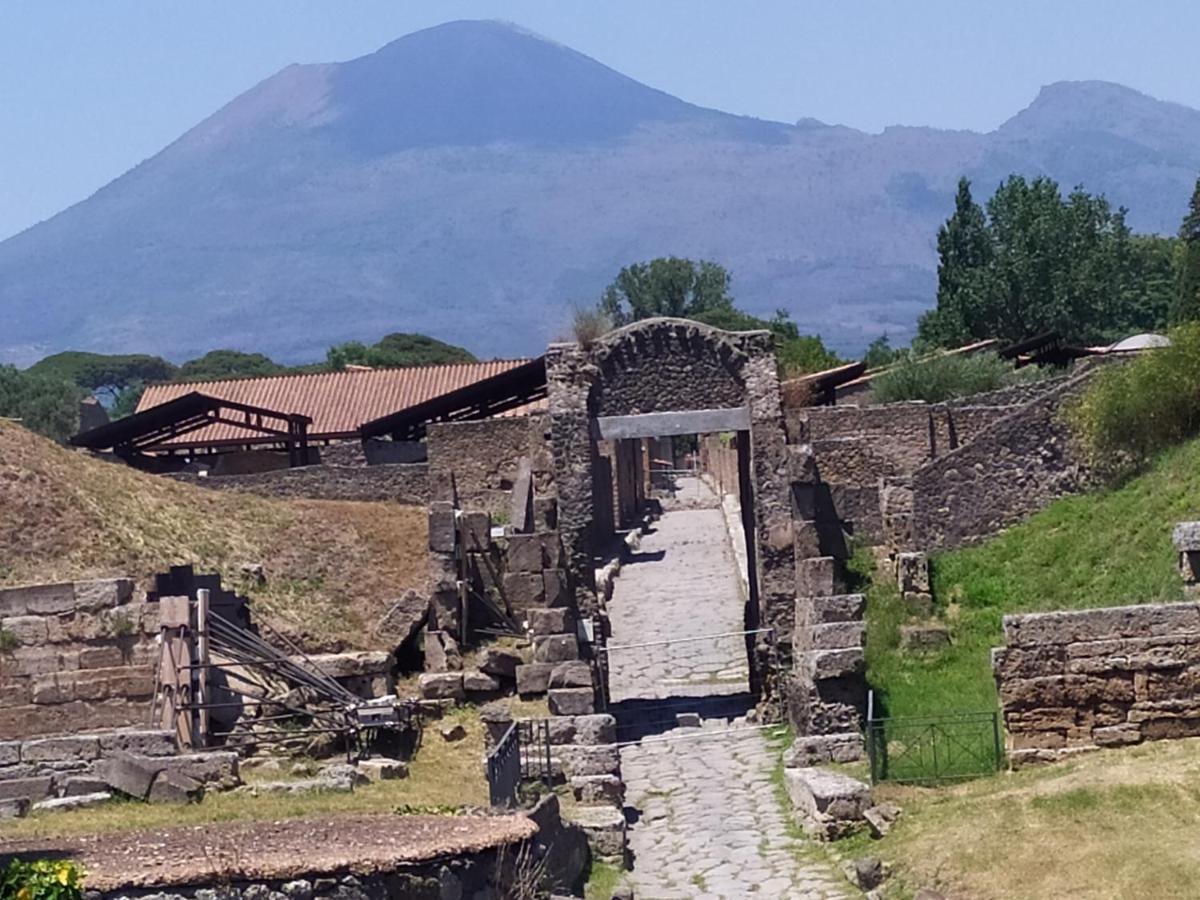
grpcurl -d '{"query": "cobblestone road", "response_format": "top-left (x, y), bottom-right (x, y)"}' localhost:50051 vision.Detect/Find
top-left (609, 479), bottom-right (850, 899)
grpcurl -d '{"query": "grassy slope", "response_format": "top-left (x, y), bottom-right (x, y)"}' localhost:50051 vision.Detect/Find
top-left (842, 737), bottom-right (1200, 899)
top-left (0, 420), bottom-right (428, 650)
top-left (866, 437), bottom-right (1200, 719)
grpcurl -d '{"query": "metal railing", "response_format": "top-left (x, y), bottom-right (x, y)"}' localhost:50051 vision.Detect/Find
top-left (518, 718), bottom-right (553, 782)
top-left (865, 699), bottom-right (1003, 784)
top-left (486, 722), bottom-right (521, 807)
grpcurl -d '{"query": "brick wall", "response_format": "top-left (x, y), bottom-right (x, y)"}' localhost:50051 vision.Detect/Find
top-left (171, 462), bottom-right (433, 505)
top-left (994, 602), bottom-right (1200, 764)
top-left (0, 580), bottom-right (158, 738)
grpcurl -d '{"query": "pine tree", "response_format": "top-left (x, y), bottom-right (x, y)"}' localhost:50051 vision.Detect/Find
top-left (1171, 177), bottom-right (1200, 325)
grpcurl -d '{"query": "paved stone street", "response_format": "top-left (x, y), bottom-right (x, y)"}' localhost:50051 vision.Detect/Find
top-left (622, 722), bottom-right (851, 899)
top-left (606, 477), bottom-right (750, 703)
top-left (609, 477), bottom-right (850, 898)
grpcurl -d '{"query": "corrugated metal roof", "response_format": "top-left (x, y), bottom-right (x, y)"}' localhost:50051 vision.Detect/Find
top-left (137, 360), bottom-right (535, 447)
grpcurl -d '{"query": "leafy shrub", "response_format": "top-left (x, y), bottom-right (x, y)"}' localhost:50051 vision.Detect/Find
top-left (1066, 323), bottom-right (1200, 474)
top-left (1, 859), bottom-right (85, 900)
top-left (869, 350), bottom-right (1042, 404)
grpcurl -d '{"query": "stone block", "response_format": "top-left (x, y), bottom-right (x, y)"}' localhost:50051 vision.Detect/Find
top-left (554, 744), bottom-right (620, 779)
top-left (548, 688), bottom-right (594, 716)
top-left (510, 458), bottom-right (535, 534)
top-left (429, 586), bottom-right (462, 635)
top-left (802, 648), bottom-right (864, 680)
top-left (418, 672), bottom-right (465, 701)
top-left (784, 766), bottom-right (872, 839)
top-left (541, 533), bottom-right (564, 569)
top-left (424, 630), bottom-right (462, 673)
top-left (21, 735), bottom-right (100, 763)
top-left (33, 792), bottom-right (112, 813)
top-left (0, 742), bottom-right (19, 767)
top-left (1003, 603), bottom-right (1200, 648)
top-left (503, 573), bottom-right (546, 615)
top-left (0, 616), bottom-right (48, 645)
top-left (74, 579), bottom-right (134, 611)
top-left (0, 680), bottom-right (31, 709)
top-left (1172, 522), bottom-right (1200, 552)
top-left (507, 534), bottom-right (545, 574)
top-left (549, 660), bottom-right (593, 689)
top-left (529, 608), bottom-right (574, 636)
top-left (542, 570), bottom-right (567, 608)
top-left (428, 502), bottom-right (457, 553)
top-left (461, 511), bottom-right (492, 552)
top-left (899, 624), bottom-right (951, 652)
top-left (62, 776), bottom-right (110, 797)
top-left (0, 777), bottom-right (53, 803)
top-left (783, 732), bottom-right (864, 768)
top-left (96, 752), bottom-right (159, 800)
top-left (31, 673), bottom-right (75, 705)
top-left (797, 557), bottom-right (839, 597)
top-left (516, 663), bottom-right (555, 696)
top-left (1092, 723), bottom-right (1143, 747)
top-left (568, 714), bottom-right (616, 745)
top-left (809, 593), bottom-right (865, 624)
top-left (357, 759), bottom-right (407, 781)
top-left (569, 804), bottom-right (626, 858)
top-left (533, 634), bottom-right (579, 664)
top-left (162, 752), bottom-right (239, 785)
top-left (79, 645), bottom-right (126, 669)
top-left (478, 646), bottom-right (523, 679)
top-left (0, 583), bottom-right (75, 617)
top-left (148, 770), bottom-right (203, 804)
top-left (463, 670), bottom-right (501, 694)
top-left (903, 592), bottom-right (935, 618)
top-left (571, 774), bottom-right (624, 806)
top-left (810, 621), bottom-right (864, 651)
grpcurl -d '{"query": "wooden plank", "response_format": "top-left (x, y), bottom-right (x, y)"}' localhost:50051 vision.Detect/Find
top-left (593, 407), bottom-right (751, 441)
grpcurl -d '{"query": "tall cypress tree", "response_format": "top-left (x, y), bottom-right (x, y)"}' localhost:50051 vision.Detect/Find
top-left (1171, 177), bottom-right (1200, 325)
top-left (918, 178), bottom-right (991, 347)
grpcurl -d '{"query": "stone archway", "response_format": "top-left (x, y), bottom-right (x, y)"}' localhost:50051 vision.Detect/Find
top-left (545, 318), bottom-right (795, 688)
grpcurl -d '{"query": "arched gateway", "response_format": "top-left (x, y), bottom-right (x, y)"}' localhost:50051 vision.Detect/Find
top-left (544, 318), bottom-right (797, 693)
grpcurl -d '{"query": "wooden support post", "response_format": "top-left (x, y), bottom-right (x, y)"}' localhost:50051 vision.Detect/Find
top-left (195, 588), bottom-right (211, 749)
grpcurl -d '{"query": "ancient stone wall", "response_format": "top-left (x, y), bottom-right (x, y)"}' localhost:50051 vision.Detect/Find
top-left (427, 415), bottom-right (554, 515)
top-left (0, 580), bottom-right (158, 739)
top-left (993, 602), bottom-right (1200, 764)
top-left (171, 462), bottom-right (433, 505)
top-left (903, 373), bottom-right (1093, 550)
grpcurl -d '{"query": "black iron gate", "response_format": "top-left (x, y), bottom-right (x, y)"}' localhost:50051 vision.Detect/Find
top-left (865, 709), bottom-right (1004, 784)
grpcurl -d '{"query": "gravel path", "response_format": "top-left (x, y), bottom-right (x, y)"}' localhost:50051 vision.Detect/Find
top-left (609, 481), bottom-right (850, 899)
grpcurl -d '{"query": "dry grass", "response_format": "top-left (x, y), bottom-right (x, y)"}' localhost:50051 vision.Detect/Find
top-left (849, 738), bottom-right (1200, 899)
top-left (0, 420), bottom-right (428, 650)
top-left (0, 707), bottom-right (489, 841)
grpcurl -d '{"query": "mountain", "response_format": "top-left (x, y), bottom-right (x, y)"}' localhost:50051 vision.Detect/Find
top-left (2, 20), bottom-right (1199, 365)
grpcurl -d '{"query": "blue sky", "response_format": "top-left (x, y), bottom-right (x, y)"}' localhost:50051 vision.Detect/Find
top-left (1, 0), bottom-right (1197, 241)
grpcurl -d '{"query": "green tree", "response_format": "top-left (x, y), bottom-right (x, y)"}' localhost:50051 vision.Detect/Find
top-left (692, 306), bottom-right (841, 376)
top-left (918, 178), bottom-right (991, 346)
top-left (0, 366), bottom-right (82, 442)
top-left (862, 334), bottom-right (902, 369)
top-left (599, 257), bottom-right (735, 326)
top-left (326, 333), bottom-right (476, 370)
top-left (1171, 177), bottom-right (1200, 325)
top-left (918, 175), bottom-right (1157, 347)
top-left (26, 351), bottom-right (175, 417)
top-left (175, 350), bottom-right (286, 382)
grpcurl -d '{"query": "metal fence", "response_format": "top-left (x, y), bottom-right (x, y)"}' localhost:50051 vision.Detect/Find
top-left (865, 708), bottom-right (1003, 784)
top-left (517, 718), bottom-right (553, 782)
top-left (486, 722), bottom-right (521, 807)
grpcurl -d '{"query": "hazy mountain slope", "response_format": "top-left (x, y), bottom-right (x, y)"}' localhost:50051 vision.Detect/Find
top-left (1, 20), bottom-right (1198, 365)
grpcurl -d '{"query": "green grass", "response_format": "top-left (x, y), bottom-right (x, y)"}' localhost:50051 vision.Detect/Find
top-left (865, 437), bottom-right (1200, 720)
top-left (583, 858), bottom-right (624, 899)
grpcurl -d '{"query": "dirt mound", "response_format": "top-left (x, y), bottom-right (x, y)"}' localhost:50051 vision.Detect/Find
top-left (0, 420), bottom-right (427, 649)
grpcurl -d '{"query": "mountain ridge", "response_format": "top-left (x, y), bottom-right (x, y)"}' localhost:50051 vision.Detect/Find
top-left (2, 20), bottom-right (1197, 365)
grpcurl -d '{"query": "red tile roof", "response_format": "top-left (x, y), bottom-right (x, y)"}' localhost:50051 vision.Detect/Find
top-left (137, 360), bottom-right (536, 447)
